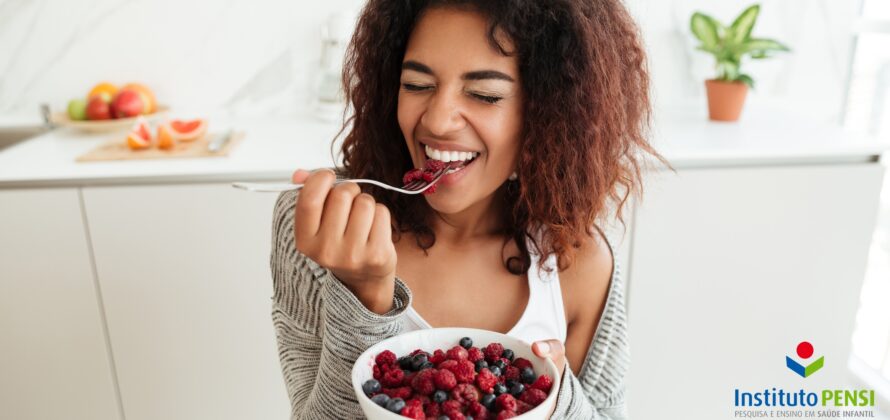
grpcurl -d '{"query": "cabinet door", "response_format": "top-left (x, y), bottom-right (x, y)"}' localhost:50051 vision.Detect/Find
top-left (0, 188), bottom-right (121, 420)
top-left (625, 164), bottom-right (885, 419)
top-left (82, 184), bottom-right (288, 420)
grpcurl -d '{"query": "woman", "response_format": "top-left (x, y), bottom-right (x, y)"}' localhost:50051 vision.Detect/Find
top-left (271, 0), bottom-right (667, 418)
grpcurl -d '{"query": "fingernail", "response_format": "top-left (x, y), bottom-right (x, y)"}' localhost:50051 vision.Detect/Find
top-left (537, 341), bottom-right (550, 355)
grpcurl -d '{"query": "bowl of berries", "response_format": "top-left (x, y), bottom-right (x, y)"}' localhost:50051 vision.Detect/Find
top-left (352, 328), bottom-right (560, 420)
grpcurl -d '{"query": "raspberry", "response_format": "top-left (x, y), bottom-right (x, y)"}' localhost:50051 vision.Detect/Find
top-left (447, 345), bottom-right (469, 361)
top-left (467, 347), bottom-right (484, 362)
top-left (450, 383), bottom-right (480, 405)
top-left (421, 183), bottom-right (437, 195)
top-left (409, 349), bottom-right (430, 357)
top-left (512, 357), bottom-right (533, 371)
top-left (530, 374), bottom-right (553, 393)
top-left (483, 343), bottom-right (505, 363)
top-left (449, 413), bottom-right (467, 420)
top-left (448, 360), bottom-right (475, 383)
top-left (442, 400), bottom-right (463, 416)
top-left (383, 386), bottom-right (412, 399)
top-left (382, 368), bottom-right (405, 387)
top-left (402, 169), bottom-right (423, 185)
top-left (424, 159), bottom-right (446, 172)
top-left (496, 410), bottom-right (518, 419)
top-left (421, 171), bottom-right (435, 182)
top-left (520, 388), bottom-right (548, 406)
top-left (504, 366), bottom-right (520, 381)
top-left (475, 368), bottom-right (498, 393)
top-left (517, 399), bottom-right (534, 414)
top-left (433, 368), bottom-right (457, 391)
top-left (467, 401), bottom-right (490, 419)
top-left (375, 350), bottom-right (397, 367)
top-left (430, 349), bottom-right (447, 365)
top-left (438, 359), bottom-right (458, 372)
top-left (401, 399), bottom-right (425, 420)
top-left (424, 401), bottom-right (441, 417)
top-left (410, 368), bottom-right (436, 395)
top-left (496, 393), bottom-right (518, 412)
top-left (372, 364), bottom-right (383, 381)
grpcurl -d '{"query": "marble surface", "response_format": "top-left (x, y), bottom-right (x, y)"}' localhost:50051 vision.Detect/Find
top-left (0, 0), bottom-right (862, 125)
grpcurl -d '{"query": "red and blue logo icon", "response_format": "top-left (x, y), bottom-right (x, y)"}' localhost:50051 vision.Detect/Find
top-left (786, 341), bottom-right (824, 378)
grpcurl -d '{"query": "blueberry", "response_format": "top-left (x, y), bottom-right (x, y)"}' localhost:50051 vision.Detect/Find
top-left (506, 379), bottom-right (518, 389)
top-left (371, 393), bottom-right (390, 407)
top-left (438, 416), bottom-right (450, 420)
top-left (410, 353), bottom-right (428, 371)
top-left (493, 383), bottom-right (508, 396)
top-left (459, 337), bottom-right (473, 349)
top-left (362, 379), bottom-right (381, 396)
top-left (474, 360), bottom-right (489, 372)
top-left (466, 416), bottom-right (474, 420)
top-left (433, 390), bottom-right (448, 403)
top-left (420, 361), bottom-right (435, 370)
top-left (481, 393), bottom-right (496, 409)
top-left (493, 359), bottom-right (507, 370)
top-left (385, 397), bottom-right (406, 413)
top-left (489, 365), bottom-right (502, 377)
top-left (509, 382), bottom-right (525, 397)
top-left (398, 356), bottom-right (413, 370)
top-left (520, 366), bottom-right (536, 384)
top-left (501, 348), bottom-right (514, 361)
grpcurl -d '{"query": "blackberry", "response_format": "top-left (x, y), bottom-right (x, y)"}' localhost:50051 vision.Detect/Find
top-left (474, 360), bottom-right (489, 372)
top-left (488, 365), bottom-right (502, 377)
top-left (493, 383), bottom-right (508, 396)
top-left (509, 382), bottom-right (525, 397)
top-left (459, 337), bottom-right (473, 349)
top-left (433, 390), bottom-right (448, 403)
top-left (481, 393), bottom-right (497, 410)
top-left (370, 393), bottom-right (390, 407)
top-left (520, 366), bottom-right (536, 384)
top-left (385, 397), bottom-right (405, 413)
top-left (362, 379), bottom-right (381, 396)
top-left (410, 353), bottom-right (429, 371)
top-left (493, 359), bottom-right (507, 370)
top-left (501, 348), bottom-right (514, 361)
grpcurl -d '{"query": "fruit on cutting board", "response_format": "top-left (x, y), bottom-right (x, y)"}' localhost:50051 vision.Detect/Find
top-left (85, 96), bottom-right (112, 120)
top-left (168, 119), bottom-right (207, 142)
top-left (111, 89), bottom-right (145, 118)
top-left (156, 123), bottom-right (176, 150)
top-left (126, 117), bottom-right (152, 150)
top-left (67, 99), bottom-right (87, 121)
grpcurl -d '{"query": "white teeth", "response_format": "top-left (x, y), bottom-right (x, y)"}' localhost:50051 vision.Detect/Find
top-left (423, 144), bottom-right (478, 163)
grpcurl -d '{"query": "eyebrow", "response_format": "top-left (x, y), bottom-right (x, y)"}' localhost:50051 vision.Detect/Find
top-left (402, 60), bottom-right (515, 82)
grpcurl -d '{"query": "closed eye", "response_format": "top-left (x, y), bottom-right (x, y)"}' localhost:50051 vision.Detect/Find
top-left (401, 83), bottom-right (503, 104)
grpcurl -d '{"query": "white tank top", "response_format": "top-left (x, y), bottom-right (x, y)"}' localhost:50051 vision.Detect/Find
top-left (401, 236), bottom-right (568, 345)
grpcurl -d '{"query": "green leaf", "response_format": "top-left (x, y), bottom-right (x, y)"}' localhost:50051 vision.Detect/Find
top-left (738, 74), bottom-right (755, 88)
top-left (729, 4), bottom-right (760, 45)
top-left (691, 12), bottom-right (721, 49)
top-left (738, 37), bottom-right (790, 55)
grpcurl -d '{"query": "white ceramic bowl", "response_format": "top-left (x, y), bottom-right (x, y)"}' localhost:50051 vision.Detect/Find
top-left (352, 327), bottom-right (560, 420)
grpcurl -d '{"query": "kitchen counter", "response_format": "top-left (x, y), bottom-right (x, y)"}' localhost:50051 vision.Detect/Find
top-left (0, 109), bottom-right (888, 188)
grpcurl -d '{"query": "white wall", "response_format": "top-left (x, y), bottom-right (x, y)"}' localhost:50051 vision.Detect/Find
top-left (0, 0), bottom-right (862, 122)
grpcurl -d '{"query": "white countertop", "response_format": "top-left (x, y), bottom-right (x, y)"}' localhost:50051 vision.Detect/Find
top-left (0, 109), bottom-right (888, 188)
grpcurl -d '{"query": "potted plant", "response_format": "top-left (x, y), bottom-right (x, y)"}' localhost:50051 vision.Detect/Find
top-left (690, 4), bottom-right (790, 121)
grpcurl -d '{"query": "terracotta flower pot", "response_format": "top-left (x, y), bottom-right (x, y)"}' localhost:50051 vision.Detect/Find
top-left (705, 79), bottom-right (748, 122)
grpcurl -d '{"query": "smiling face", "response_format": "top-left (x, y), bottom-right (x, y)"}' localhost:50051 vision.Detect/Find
top-left (398, 6), bottom-right (523, 216)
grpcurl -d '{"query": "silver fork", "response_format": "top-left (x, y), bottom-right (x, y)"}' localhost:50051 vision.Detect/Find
top-left (232, 162), bottom-right (463, 194)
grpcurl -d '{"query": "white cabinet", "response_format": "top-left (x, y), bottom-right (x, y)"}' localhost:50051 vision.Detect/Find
top-left (0, 188), bottom-right (121, 420)
top-left (625, 163), bottom-right (885, 419)
top-left (81, 184), bottom-right (289, 420)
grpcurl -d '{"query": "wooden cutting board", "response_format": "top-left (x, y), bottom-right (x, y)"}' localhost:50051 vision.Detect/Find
top-left (76, 131), bottom-right (245, 162)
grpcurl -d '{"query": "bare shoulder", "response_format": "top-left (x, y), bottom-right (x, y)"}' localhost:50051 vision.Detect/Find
top-left (559, 227), bottom-right (615, 320)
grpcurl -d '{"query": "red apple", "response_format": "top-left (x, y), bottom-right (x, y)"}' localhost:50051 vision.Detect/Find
top-left (85, 96), bottom-right (112, 120)
top-left (111, 89), bottom-right (145, 118)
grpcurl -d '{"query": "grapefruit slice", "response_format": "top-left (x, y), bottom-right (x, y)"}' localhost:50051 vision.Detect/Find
top-left (168, 119), bottom-right (207, 142)
top-left (126, 117), bottom-right (152, 150)
top-left (157, 123), bottom-right (176, 150)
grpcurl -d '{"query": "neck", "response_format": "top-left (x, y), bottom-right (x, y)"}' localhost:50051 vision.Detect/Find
top-left (430, 186), bottom-right (506, 244)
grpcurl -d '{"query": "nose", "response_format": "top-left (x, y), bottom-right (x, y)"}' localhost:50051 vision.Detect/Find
top-left (420, 89), bottom-right (466, 137)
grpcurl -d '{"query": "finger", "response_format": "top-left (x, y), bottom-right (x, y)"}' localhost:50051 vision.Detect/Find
top-left (532, 339), bottom-right (565, 360)
top-left (318, 182), bottom-right (362, 240)
top-left (294, 170), bottom-right (336, 241)
top-left (368, 203), bottom-right (393, 247)
top-left (344, 193), bottom-right (376, 245)
top-left (292, 169), bottom-right (311, 184)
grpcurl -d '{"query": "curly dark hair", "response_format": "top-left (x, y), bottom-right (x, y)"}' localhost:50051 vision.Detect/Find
top-left (335, 0), bottom-right (670, 274)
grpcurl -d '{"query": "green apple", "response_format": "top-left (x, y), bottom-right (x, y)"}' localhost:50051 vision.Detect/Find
top-left (67, 98), bottom-right (87, 121)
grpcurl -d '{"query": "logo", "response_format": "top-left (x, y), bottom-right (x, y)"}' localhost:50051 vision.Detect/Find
top-left (785, 341), bottom-right (823, 378)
